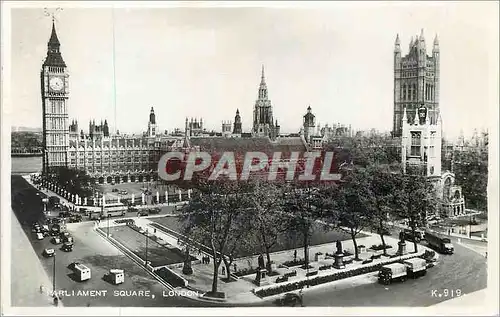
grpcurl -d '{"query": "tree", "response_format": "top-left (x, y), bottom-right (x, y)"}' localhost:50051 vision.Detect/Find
top-left (179, 179), bottom-right (252, 294)
top-left (395, 174), bottom-right (438, 253)
top-left (330, 168), bottom-right (374, 260)
top-left (283, 180), bottom-right (331, 268)
top-left (248, 180), bottom-right (287, 273)
top-left (366, 164), bottom-right (402, 255)
top-left (48, 167), bottom-right (95, 197)
top-left (451, 149), bottom-right (488, 211)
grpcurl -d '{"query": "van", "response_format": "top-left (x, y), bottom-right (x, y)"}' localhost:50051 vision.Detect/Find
top-left (73, 263), bottom-right (91, 282)
top-left (36, 232), bottom-right (44, 240)
top-left (107, 269), bottom-right (125, 285)
top-left (378, 263), bottom-right (407, 285)
top-left (404, 258), bottom-right (427, 278)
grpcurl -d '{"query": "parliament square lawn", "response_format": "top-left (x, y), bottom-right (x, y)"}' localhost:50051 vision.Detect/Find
top-left (152, 216), bottom-right (365, 258)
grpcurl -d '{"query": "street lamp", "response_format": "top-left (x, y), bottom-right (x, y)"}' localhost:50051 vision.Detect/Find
top-left (469, 213), bottom-right (472, 238)
top-left (52, 253), bottom-right (56, 298)
top-left (107, 214), bottom-right (110, 237)
top-left (145, 228), bottom-right (149, 267)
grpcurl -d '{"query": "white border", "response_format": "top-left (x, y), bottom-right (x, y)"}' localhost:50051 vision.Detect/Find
top-left (1, 1), bottom-right (499, 316)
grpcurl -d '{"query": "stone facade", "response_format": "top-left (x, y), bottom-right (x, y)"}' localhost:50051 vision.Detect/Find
top-left (393, 29), bottom-right (440, 137)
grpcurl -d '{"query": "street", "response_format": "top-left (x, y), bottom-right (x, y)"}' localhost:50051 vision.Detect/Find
top-left (11, 175), bottom-right (488, 307)
top-left (11, 175), bottom-right (221, 307)
top-left (297, 239), bottom-right (487, 306)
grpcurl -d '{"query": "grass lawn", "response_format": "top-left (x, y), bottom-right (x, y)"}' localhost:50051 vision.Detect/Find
top-left (152, 216), bottom-right (364, 258)
top-left (109, 225), bottom-right (195, 266)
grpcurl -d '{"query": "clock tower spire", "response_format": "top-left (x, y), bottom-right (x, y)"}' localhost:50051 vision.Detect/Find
top-left (41, 20), bottom-right (70, 175)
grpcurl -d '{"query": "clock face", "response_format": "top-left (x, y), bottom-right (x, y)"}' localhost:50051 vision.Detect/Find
top-left (49, 77), bottom-right (64, 91)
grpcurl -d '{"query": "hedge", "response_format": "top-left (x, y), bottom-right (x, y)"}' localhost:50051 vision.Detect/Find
top-left (154, 267), bottom-right (186, 288)
top-left (370, 244), bottom-right (393, 251)
top-left (282, 259), bottom-right (306, 268)
top-left (254, 253), bottom-right (423, 297)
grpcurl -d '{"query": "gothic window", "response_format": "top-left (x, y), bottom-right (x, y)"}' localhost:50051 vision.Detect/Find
top-left (412, 83), bottom-right (417, 100)
top-left (410, 132), bottom-right (421, 156)
top-left (403, 84), bottom-right (407, 100)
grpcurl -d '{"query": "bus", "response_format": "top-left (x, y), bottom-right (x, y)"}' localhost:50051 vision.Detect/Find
top-left (101, 203), bottom-right (127, 219)
top-left (425, 230), bottom-right (454, 254)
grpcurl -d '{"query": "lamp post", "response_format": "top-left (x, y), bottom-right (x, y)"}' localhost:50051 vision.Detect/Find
top-left (469, 213), bottom-right (472, 238)
top-left (145, 228), bottom-right (149, 267)
top-left (52, 253), bottom-right (56, 297)
top-left (107, 214), bottom-right (110, 237)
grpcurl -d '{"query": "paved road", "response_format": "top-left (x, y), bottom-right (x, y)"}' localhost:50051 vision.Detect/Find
top-left (11, 175), bottom-right (487, 307)
top-left (11, 175), bottom-right (222, 308)
top-left (295, 236), bottom-right (487, 306)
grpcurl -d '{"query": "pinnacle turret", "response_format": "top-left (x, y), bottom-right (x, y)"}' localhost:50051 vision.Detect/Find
top-left (258, 65), bottom-right (268, 100)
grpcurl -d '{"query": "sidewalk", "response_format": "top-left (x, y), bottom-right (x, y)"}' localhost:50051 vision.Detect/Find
top-left (11, 210), bottom-right (63, 307)
top-left (389, 221), bottom-right (488, 243)
top-left (23, 175), bottom-right (186, 213)
top-left (125, 217), bottom-right (431, 304)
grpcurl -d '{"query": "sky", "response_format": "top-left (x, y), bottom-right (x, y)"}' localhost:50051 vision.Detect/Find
top-left (6, 2), bottom-right (499, 139)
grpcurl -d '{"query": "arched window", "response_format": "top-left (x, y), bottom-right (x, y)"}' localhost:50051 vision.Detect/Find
top-left (412, 84), bottom-right (417, 100)
top-left (403, 84), bottom-right (407, 100)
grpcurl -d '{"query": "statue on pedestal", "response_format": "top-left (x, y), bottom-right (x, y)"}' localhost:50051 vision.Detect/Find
top-left (182, 245), bottom-right (193, 275)
top-left (399, 230), bottom-right (405, 243)
top-left (258, 254), bottom-right (265, 269)
top-left (335, 240), bottom-right (343, 254)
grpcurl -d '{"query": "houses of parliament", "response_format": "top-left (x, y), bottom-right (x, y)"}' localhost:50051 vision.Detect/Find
top-left (41, 22), bottom-right (352, 184)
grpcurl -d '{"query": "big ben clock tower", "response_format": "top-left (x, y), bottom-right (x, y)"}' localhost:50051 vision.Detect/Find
top-left (41, 21), bottom-right (70, 175)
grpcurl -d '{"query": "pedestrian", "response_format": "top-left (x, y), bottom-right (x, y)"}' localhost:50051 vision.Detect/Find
top-left (222, 266), bottom-right (226, 276)
top-left (485, 252), bottom-right (488, 258)
top-left (233, 263), bottom-right (237, 273)
top-left (299, 288), bottom-right (304, 307)
top-left (207, 256), bottom-right (210, 264)
top-left (39, 285), bottom-right (44, 294)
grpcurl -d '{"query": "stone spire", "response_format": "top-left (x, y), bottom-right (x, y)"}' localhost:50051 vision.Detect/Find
top-left (258, 65), bottom-right (268, 100)
top-left (433, 34), bottom-right (440, 52)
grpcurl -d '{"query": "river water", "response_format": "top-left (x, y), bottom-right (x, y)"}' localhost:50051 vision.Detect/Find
top-left (11, 156), bottom-right (42, 175)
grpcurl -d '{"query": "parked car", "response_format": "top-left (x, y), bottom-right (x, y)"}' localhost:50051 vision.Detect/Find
top-left (61, 242), bottom-right (73, 252)
top-left (276, 293), bottom-right (302, 307)
top-left (138, 209), bottom-right (149, 217)
top-left (36, 232), bottom-right (45, 240)
top-left (149, 207), bottom-right (161, 214)
top-left (403, 229), bottom-right (424, 242)
top-left (119, 190), bottom-right (128, 195)
top-left (51, 236), bottom-right (62, 244)
top-left (112, 189), bottom-right (119, 193)
top-left (43, 248), bottom-right (55, 257)
top-left (59, 211), bottom-right (71, 218)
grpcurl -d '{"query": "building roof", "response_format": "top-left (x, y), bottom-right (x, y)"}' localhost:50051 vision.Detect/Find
top-left (189, 136), bottom-right (307, 153)
top-left (43, 22), bottom-right (66, 67)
